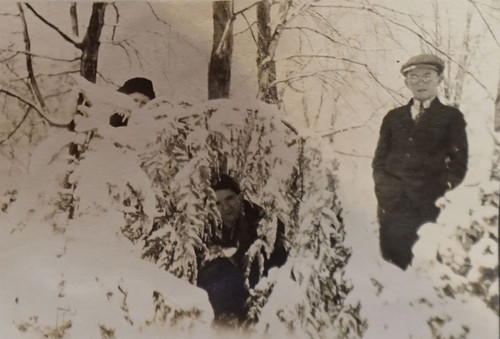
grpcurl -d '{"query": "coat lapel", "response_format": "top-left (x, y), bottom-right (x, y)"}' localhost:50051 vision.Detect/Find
top-left (399, 99), bottom-right (415, 131)
top-left (414, 97), bottom-right (442, 129)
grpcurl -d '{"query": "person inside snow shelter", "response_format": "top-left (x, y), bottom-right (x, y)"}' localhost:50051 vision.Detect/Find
top-left (68, 76), bottom-right (156, 158)
top-left (197, 174), bottom-right (289, 327)
top-left (109, 77), bottom-right (156, 127)
top-left (372, 53), bottom-right (468, 270)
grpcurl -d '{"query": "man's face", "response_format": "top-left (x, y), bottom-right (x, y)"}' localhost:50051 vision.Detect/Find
top-left (405, 68), bottom-right (442, 102)
top-left (215, 189), bottom-right (242, 227)
top-left (129, 92), bottom-right (150, 108)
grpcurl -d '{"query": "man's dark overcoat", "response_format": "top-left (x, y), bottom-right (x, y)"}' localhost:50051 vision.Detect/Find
top-left (372, 98), bottom-right (468, 269)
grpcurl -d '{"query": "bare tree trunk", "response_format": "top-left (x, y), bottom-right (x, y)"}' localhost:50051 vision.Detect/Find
top-left (208, 1), bottom-right (233, 99)
top-left (257, 0), bottom-right (279, 104)
top-left (70, 3), bottom-right (79, 36)
top-left (70, 3), bottom-right (106, 156)
top-left (80, 2), bottom-right (107, 83)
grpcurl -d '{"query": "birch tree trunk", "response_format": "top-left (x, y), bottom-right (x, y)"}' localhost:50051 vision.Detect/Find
top-left (208, 1), bottom-right (233, 99)
top-left (256, 0), bottom-right (279, 104)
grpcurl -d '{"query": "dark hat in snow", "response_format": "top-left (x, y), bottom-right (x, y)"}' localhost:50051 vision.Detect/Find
top-left (212, 174), bottom-right (241, 194)
top-left (117, 77), bottom-right (156, 100)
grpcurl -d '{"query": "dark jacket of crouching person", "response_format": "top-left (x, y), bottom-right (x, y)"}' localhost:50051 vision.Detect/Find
top-left (197, 175), bottom-right (288, 327)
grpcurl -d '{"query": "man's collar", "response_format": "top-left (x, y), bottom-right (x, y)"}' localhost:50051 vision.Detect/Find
top-left (408, 97), bottom-right (440, 109)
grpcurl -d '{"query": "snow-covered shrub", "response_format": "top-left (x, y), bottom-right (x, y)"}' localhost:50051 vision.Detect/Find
top-left (0, 77), bottom-right (363, 338)
top-left (135, 97), bottom-right (363, 337)
top-left (411, 173), bottom-right (499, 338)
top-left (246, 139), bottom-right (365, 338)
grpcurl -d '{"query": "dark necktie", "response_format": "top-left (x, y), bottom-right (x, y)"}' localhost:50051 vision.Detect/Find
top-left (415, 102), bottom-right (425, 123)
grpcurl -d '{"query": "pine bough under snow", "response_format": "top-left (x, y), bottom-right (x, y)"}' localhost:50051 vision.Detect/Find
top-left (411, 175), bottom-right (499, 338)
top-left (0, 78), bottom-right (363, 338)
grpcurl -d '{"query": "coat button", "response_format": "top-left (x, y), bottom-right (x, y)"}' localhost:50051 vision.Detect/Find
top-left (409, 137), bottom-right (413, 141)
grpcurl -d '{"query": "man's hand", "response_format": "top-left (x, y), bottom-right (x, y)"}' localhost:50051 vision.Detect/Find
top-left (205, 245), bottom-right (238, 265)
top-left (114, 108), bottom-right (131, 123)
top-left (208, 245), bottom-right (223, 256)
top-left (207, 245), bottom-right (237, 257)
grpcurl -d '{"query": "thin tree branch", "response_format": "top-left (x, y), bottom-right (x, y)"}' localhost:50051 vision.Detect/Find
top-left (18, 3), bottom-right (49, 113)
top-left (331, 150), bottom-right (373, 159)
top-left (45, 88), bottom-right (72, 99)
top-left (2, 62), bottom-right (32, 94)
top-left (275, 54), bottom-right (344, 62)
top-left (234, 20), bottom-right (257, 36)
top-left (123, 40), bottom-right (144, 68)
top-left (97, 71), bottom-right (115, 85)
top-left (306, 8), bottom-right (342, 40)
top-left (234, 1), bottom-right (260, 16)
top-left (9, 69), bottom-right (80, 82)
top-left (306, 73), bottom-right (339, 94)
top-left (469, 0), bottom-right (500, 47)
top-left (280, 119), bottom-right (299, 136)
top-left (318, 111), bottom-right (378, 138)
top-left (470, 0), bottom-right (500, 11)
top-left (39, 69), bottom-right (80, 78)
top-left (0, 89), bottom-right (71, 127)
top-left (409, 15), bottom-right (432, 39)
top-left (371, 3), bottom-right (417, 17)
top-left (0, 12), bottom-right (19, 17)
top-left (240, 12), bottom-right (258, 45)
top-left (215, 1), bottom-right (235, 57)
top-left (103, 40), bottom-right (133, 66)
top-left (0, 108), bottom-right (32, 145)
top-left (111, 3), bottom-right (121, 40)
top-left (312, 85), bottom-right (324, 127)
top-left (283, 26), bottom-right (358, 50)
top-left (275, 54), bottom-right (405, 102)
top-left (24, 3), bottom-right (82, 49)
top-left (0, 49), bottom-right (80, 62)
top-left (272, 69), bottom-right (355, 86)
top-left (147, 2), bottom-right (170, 27)
top-left (0, 52), bottom-right (20, 63)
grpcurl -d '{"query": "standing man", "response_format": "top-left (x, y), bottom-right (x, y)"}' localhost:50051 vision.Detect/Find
top-left (372, 54), bottom-right (468, 270)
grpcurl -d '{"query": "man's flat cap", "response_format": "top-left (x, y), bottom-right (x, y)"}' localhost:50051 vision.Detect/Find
top-left (401, 54), bottom-right (445, 75)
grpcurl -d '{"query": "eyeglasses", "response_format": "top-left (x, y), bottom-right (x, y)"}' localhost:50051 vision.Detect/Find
top-left (406, 74), bottom-right (437, 84)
